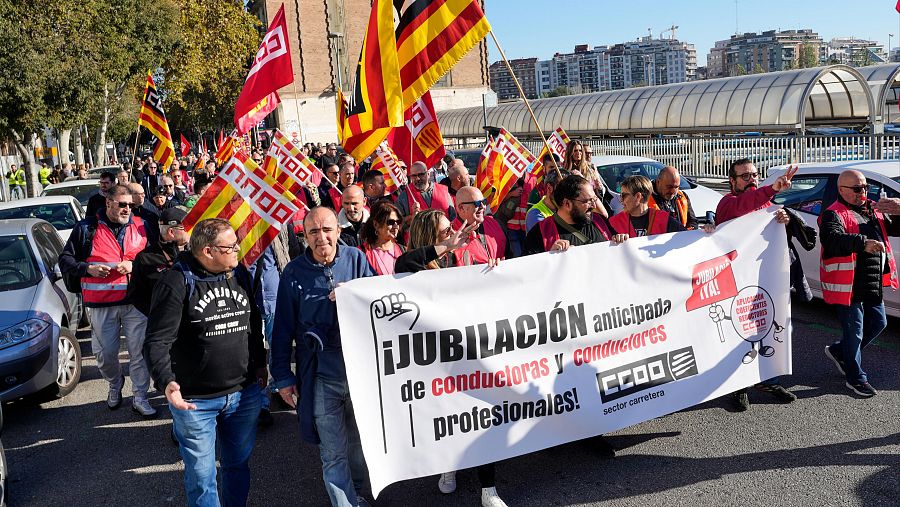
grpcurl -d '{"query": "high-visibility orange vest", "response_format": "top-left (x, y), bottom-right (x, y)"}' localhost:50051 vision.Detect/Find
top-left (648, 191), bottom-right (690, 228)
top-left (82, 217), bottom-right (147, 306)
top-left (609, 209), bottom-right (670, 238)
top-left (820, 201), bottom-right (897, 306)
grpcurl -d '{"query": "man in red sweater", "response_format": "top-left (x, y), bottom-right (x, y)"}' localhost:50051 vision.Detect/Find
top-left (715, 159), bottom-right (797, 411)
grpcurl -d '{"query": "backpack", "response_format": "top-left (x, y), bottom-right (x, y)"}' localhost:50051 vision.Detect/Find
top-left (61, 220), bottom-right (97, 294)
top-left (171, 259), bottom-right (228, 305)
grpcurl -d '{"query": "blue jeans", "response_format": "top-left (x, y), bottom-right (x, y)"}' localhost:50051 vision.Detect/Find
top-left (313, 376), bottom-right (369, 507)
top-left (260, 313), bottom-right (275, 410)
top-left (835, 302), bottom-right (887, 384)
top-left (170, 383), bottom-right (262, 507)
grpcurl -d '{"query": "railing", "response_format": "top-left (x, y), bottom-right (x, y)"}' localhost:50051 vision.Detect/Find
top-left (448, 134), bottom-right (900, 180)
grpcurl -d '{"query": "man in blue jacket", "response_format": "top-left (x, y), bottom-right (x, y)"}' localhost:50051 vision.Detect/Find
top-left (271, 207), bottom-right (375, 507)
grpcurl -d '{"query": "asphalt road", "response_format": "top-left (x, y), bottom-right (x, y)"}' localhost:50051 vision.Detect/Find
top-left (3, 297), bottom-right (899, 507)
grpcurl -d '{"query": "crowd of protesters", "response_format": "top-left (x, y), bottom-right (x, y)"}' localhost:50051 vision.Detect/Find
top-left (55, 139), bottom-right (900, 507)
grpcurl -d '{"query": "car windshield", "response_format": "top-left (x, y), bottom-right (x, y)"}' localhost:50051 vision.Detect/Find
top-left (892, 176), bottom-right (900, 186)
top-left (0, 235), bottom-right (41, 291)
top-left (596, 161), bottom-right (691, 192)
top-left (43, 184), bottom-right (97, 206)
top-left (0, 204), bottom-right (77, 230)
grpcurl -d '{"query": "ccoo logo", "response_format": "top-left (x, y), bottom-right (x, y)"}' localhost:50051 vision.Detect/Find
top-left (596, 347), bottom-right (698, 403)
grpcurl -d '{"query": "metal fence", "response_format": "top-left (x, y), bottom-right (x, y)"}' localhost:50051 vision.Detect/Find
top-left (449, 134), bottom-right (900, 180)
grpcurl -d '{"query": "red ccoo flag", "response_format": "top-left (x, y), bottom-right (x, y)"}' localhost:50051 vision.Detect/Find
top-left (388, 91), bottom-right (446, 169)
top-left (180, 133), bottom-right (191, 157)
top-left (234, 4), bottom-right (294, 135)
top-left (897, 0), bottom-right (900, 13)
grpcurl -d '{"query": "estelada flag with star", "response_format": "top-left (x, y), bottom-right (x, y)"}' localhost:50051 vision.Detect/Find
top-left (182, 151), bottom-right (300, 266)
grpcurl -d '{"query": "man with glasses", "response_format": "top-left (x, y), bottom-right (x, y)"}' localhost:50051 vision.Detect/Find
top-left (144, 218), bottom-right (267, 507)
top-left (161, 175), bottom-right (186, 205)
top-left (715, 159), bottom-right (797, 411)
top-left (127, 182), bottom-right (160, 244)
top-left (59, 184), bottom-right (155, 418)
top-left (316, 143), bottom-right (340, 170)
top-left (271, 207), bottom-right (376, 507)
top-left (141, 161), bottom-right (161, 196)
top-left (397, 161), bottom-right (456, 221)
top-left (319, 163), bottom-right (345, 211)
top-left (86, 171), bottom-right (118, 218)
top-left (452, 186), bottom-right (507, 265)
top-left (820, 170), bottom-right (899, 398)
top-left (648, 166), bottom-right (699, 230)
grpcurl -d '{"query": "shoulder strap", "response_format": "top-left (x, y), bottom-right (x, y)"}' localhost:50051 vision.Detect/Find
top-left (553, 214), bottom-right (590, 243)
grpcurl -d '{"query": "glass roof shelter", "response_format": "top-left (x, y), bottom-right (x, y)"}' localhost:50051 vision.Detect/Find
top-left (856, 63), bottom-right (900, 127)
top-left (438, 65), bottom-right (875, 139)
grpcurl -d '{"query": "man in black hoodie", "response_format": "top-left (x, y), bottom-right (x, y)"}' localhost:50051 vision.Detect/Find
top-left (144, 218), bottom-right (267, 507)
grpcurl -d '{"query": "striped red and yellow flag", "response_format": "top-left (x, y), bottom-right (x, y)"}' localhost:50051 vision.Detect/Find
top-left (264, 130), bottom-right (320, 197)
top-left (480, 129), bottom-right (536, 210)
top-left (370, 142), bottom-right (407, 194)
top-left (181, 151), bottom-right (300, 267)
top-left (532, 127), bottom-right (571, 182)
top-left (339, 0), bottom-right (490, 162)
top-left (475, 141), bottom-right (498, 199)
top-left (138, 72), bottom-right (175, 170)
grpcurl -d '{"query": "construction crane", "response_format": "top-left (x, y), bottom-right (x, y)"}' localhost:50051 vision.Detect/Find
top-left (660, 24), bottom-right (679, 40)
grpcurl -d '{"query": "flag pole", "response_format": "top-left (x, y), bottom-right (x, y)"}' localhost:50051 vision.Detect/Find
top-left (291, 80), bottom-right (303, 143)
top-left (488, 30), bottom-right (561, 180)
top-left (130, 125), bottom-right (141, 171)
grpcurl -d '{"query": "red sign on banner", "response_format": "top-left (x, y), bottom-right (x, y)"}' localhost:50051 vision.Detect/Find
top-left (685, 250), bottom-right (739, 311)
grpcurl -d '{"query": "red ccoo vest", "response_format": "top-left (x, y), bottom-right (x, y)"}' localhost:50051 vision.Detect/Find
top-left (538, 214), bottom-right (611, 252)
top-left (82, 217), bottom-right (147, 306)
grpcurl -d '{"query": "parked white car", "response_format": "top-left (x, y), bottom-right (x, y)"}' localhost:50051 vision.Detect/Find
top-left (41, 179), bottom-right (100, 208)
top-left (762, 160), bottom-right (900, 317)
top-left (0, 218), bottom-right (82, 402)
top-left (591, 155), bottom-right (723, 222)
top-left (0, 196), bottom-right (84, 243)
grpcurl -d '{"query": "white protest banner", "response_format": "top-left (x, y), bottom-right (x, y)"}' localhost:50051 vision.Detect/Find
top-left (336, 208), bottom-right (791, 497)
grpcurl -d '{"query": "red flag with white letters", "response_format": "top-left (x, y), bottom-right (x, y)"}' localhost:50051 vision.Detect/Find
top-left (234, 4), bottom-right (294, 135)
top-left (388, 91), bottom-right (446, 168)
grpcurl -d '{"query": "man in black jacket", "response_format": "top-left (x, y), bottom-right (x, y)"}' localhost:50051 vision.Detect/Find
top-left (128, 206), bottom-right (189, 316)
top-left (820, 170), bottom-right (899, 398)
top-left (144, 218), bottom-right (267, 506)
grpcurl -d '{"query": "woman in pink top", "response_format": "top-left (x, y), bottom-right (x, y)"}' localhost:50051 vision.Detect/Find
top-left (359, 201), bottom-right (405, 275)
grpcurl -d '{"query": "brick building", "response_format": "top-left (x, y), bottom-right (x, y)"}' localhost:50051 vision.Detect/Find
top-left (250, 0), bottom-right (492, 144)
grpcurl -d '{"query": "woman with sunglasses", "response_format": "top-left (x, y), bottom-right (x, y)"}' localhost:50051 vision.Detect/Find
top-left (564, 141), bottom-right (612, 217)
top-left (359, 201), bottom-right (405, 275)
top-left (392, 210), bottom-right (507, 506)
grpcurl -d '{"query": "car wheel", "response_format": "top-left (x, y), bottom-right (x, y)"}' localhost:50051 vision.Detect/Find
top-left (55, 328), bottom-right (81, 397)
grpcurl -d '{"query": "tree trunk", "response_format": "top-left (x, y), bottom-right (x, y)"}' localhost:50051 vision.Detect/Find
top-left (74, 125), bottom-right (85, 165)
top-left (58, 128), bottom-right (72, 167)
top-left (11, 130), bottom-right (39, 198)
top-left (94, 83), bottom-right (110, 166)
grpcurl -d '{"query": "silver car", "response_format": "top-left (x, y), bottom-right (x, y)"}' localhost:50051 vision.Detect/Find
top-left (0, 219), bottom-right (82, 402)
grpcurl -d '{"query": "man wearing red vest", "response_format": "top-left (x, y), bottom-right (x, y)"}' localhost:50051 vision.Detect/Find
top-left (715, 159), bottom-right (796, 411)
top-left (820, 170), bottom-right (899, 398)
top-left (59, 184), bottom-right (154, 417)
top-left (648, 166), bottom-right (699, 230)
top-left (610, 175), bottom-right (686, 237)
top-left (397, 161), bottom-right (456, 222)
top-left (452, 186), bottom-right (507, 265)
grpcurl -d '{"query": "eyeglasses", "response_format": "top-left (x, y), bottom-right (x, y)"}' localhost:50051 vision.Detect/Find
top-left (385, 219), bottom-right (401, 226)
top-left (112, 201), bottom-right (132, 209)
top-left (840, 184), bottom-right (870, 194)
top-left (458, 199), bottom-right (487, 208)
top-left (735, 172), bottom-right (759, 181)
top-left (327, 171), bottom-right (339, 176)
top-left (619, 192), bottom-right (633, 199)
top-left (210, 243), bottom-right (240, 254)
top-left (572, 196), bottom-right (598, 205)
top-left (440, 226), bottom-right (453, 238)
top-left (164, 184), bottom-right (174, 188)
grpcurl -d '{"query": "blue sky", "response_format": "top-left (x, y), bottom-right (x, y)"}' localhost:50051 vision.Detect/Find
top-left (487, 0), bottom-right (900, 64)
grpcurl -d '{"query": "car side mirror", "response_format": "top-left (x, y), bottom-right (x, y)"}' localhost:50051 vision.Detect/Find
top-left (50, 264), bottom-right (63, 283)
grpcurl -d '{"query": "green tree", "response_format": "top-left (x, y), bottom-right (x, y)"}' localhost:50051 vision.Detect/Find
top-left (544, 86), bottom-right (573, 98)
top-left (799, 43), bottom-right (820, 69)
top-left (753, 63), bottom-right (767, 74)
top-left (161, 0), bottom-right (262, 132)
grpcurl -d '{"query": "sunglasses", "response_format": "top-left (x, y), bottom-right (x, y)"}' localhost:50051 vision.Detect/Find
top-left (735, 172), bottom-right (759, 181)
top-left (385, 219), bottom-right (401, 226)
top-left (410, 173), bottom-right (429, 179)
top-left (840, 184), bottom-right (870, 194)
top-left (459, 199), bottom-right (487, 208)
top-left (112, 202), bottom-right (132, 209)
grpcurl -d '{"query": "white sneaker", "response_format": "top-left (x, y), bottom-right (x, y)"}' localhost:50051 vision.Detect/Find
top-left (437, 471), bottom-right (457, 494)
top-left (132, 397), bottom-right (158, 419)
top-left (481, 487), bottom-right (508, 507)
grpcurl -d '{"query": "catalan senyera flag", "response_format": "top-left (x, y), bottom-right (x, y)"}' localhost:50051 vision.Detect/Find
top-left (182, 151), bottom-right (300, 266)
top-left (265, 130), bottom-right (320, 195)
top-left (138, 72), bottom-right (175, 170)
top-left (532, 127), bottom-right (571, 182)
top-left (339, 0), bottom-right (490, 162)
top-left (476, 140), bottom-right (499, 199)
top-left (370, 142), bottom-right (407, 194)
top-left (479, 129), bottom-right (537, 210)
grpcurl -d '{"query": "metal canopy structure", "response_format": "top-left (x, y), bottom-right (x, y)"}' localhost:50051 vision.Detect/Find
top-left (855, 63), bottom-right (900, 124)
top-left (438, 64), bottom-right (876, 139)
